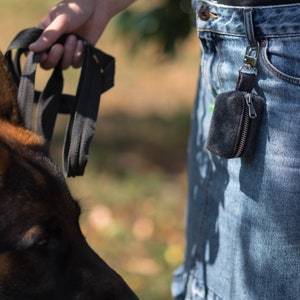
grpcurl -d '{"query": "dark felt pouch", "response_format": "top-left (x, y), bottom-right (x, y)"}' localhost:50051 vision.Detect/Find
top-left (206, 90), bottom-right (264, 158)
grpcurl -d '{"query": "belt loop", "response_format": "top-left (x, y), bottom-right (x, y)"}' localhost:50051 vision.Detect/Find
top-left (240, 9), bottom-right (259, 74)
top-left (243, 9), bottom-right (256, 47)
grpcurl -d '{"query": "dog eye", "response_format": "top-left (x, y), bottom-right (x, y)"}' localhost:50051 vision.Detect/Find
top-left (18, 218), bottom-right (62, 251)
top-left (35, 237), bottom-right (48, 247)
top-left (18, 230), bottom-right (49, 251)
top-left (17, 225), bottom-right (44, 250)
top-left (32, 233), bottom-right (58, 252)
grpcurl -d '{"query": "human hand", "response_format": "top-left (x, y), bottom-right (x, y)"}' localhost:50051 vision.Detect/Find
top-left (29, 0), bottom-right (135, 69)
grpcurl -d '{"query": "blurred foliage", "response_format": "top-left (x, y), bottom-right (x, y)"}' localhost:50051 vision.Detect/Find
top-left (115, 0), bottom-right (195, 56)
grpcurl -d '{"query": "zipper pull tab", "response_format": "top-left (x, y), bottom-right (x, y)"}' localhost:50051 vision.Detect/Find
top-left (245, 93), bottom-right (257, 119)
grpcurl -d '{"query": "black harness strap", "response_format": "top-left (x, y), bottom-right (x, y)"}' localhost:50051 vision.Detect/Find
top-left (5, 27), bottom-right (115, 177)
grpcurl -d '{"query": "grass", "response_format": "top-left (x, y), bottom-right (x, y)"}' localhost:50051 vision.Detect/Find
top-left (1, 1), bottom-right (200, 299)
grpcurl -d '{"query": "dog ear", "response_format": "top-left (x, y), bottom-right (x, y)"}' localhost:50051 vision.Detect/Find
top-left (0, 144), bottom-right (10, 184)
top-left (0, 51), bottom-right (21, 125)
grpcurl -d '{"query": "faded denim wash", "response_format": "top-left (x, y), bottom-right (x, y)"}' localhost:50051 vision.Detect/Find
top-left (172, 1), bottom-right (300, 299)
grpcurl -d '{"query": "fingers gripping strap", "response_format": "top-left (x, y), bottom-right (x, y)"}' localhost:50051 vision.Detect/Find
top-left (5, 27), bottom-right (115, 177)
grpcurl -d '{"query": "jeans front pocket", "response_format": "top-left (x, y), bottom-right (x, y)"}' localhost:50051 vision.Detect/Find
top-left (261, 36), bottom-right (300, 86)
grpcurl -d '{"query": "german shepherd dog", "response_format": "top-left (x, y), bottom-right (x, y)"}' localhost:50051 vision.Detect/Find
top-left (0, 52), bottom-right (138, 299)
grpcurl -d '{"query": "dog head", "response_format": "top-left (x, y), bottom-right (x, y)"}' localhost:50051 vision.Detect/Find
top-left (0, 52), bottom-right (138, 300)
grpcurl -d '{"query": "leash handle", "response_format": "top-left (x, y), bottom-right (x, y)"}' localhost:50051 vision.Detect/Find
top-left (5, 27), bottom-right (115, 177)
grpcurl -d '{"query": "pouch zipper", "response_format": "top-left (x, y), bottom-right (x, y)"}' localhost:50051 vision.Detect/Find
top-left (234, 93), bottom-right (257, 157)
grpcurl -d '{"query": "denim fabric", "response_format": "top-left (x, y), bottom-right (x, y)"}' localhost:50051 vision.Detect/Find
top-left (172, 1), bottom-right (300, 299)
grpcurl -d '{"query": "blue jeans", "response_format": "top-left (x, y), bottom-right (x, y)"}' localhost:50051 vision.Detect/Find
top-left (172, 1), bottom-right (300, 299)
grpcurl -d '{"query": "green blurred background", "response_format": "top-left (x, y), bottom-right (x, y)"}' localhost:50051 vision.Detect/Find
top-left (0, 1), bottom-right (200, 299)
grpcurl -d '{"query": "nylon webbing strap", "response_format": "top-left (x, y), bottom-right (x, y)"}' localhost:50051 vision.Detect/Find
top-left (5, 27), bottom-right (115, 177)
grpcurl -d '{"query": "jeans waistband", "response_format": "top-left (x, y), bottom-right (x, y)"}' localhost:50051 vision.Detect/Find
top-left (195, 0), bottom-right (300, 38)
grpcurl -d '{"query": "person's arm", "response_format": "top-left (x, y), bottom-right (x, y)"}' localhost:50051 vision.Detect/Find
top-left (29, 0), bottom-right (136, 69)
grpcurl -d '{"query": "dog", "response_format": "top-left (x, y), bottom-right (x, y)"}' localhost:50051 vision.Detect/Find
top-left (0, 52), bottom-right (138, 300)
